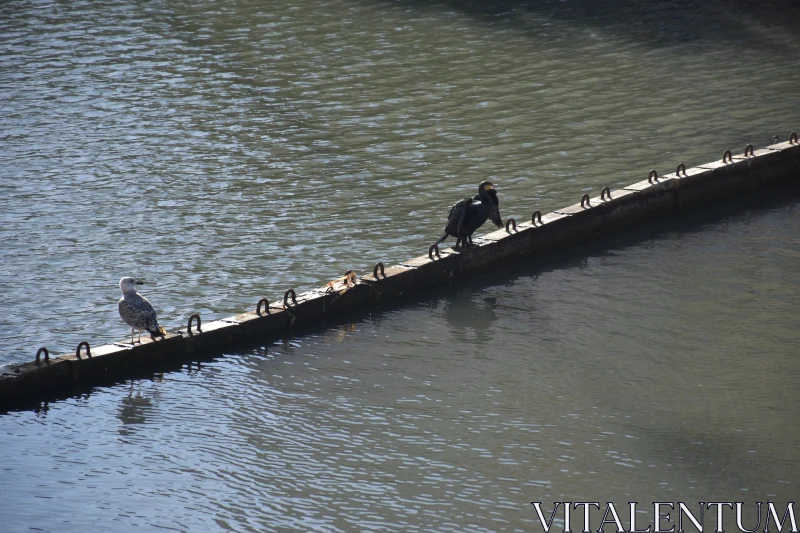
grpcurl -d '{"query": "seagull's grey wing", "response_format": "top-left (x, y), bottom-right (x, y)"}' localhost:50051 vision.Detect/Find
top-left (138, 296), bottom-right (161, 331)
top-left (119, 295), bottom-right (158, 330)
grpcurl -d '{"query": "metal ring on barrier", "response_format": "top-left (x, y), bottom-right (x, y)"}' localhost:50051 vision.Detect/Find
top-left (790, 132), bottom-right (798, 145)
top-left (648, 169), bottom-right (658, 184)
top-left (256, 298), bottom-right (270, 316)
top-left (676, 163), bottom-right (687, 177)
top-left (580, 194), bottom-right (591, 208)
top-left (505, 218), bottom-right (517, 232)
top-left (531, 210), bottom-right (543, 226)
top-left (187, 313), bottom-right (202, 336)
top-left (722, 149), bottom-right (733, 163)
top-left (35, 347), bottom-right (49, 365)
top-left (284, 289), bottom-right (298, 308)
top-left (373, 262), bottom-right (386, 279)
top-left (744, 144), bottom-right (754, 157)
top-left (283, 289), bottom-right (297, 326)
top-left (428, 243), bottom-right (441, 260)
top-left (76, 342), bottom-right (91, 359)
top-left (601, 187), bottom-right (611, 201)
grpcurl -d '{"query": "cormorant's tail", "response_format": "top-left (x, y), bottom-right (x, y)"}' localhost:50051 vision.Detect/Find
top-left (434, 234), bottom-right (448, 246)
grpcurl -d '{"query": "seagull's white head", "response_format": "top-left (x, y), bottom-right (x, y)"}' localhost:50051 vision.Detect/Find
top-left (120, 277), bottom-right (143, 294)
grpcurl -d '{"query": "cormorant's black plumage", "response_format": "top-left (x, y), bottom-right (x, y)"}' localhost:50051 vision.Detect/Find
top-left (435, 181), bottom-right (503, 248)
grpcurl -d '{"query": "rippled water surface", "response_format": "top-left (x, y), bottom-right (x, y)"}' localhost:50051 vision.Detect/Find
top-left (1, 0), bottom-right (799, 531)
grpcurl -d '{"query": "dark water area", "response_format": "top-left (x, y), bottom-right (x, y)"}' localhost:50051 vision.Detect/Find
top-left (400, 0), bottom-right (800, 48)
top-left (1, 0), bottom-right (799, 531)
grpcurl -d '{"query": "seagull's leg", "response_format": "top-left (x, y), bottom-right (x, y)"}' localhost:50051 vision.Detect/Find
top-left (137, 330), bottom-right (142, 344)
top-left (130, 328), bottom-right (135, 344)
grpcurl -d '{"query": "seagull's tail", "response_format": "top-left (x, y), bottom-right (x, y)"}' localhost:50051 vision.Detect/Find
top-left (148, 325), bottom-right (167, 338)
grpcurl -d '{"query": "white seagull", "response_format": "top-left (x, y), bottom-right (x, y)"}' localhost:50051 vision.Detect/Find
top-left (118, 277), bottom-right (166, 344)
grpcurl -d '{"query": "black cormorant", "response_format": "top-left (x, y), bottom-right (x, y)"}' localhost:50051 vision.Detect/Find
top-left (434, 181), bottom-right (503, 248)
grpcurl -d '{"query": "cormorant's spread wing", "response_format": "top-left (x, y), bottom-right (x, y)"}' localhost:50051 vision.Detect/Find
top-left (486, 188), bottom-right (499, 207)
top-left (447, 197), bottom-right (473, 237)
top-left (447, 197), bottom-right (473, 220)
top-left (480, 189), bottom-right (502, 226)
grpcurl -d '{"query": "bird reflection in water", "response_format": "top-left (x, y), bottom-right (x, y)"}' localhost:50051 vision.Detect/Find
top-left (117, 377), bottom-right (161, 437)
top-left (326, 323), bottom-right (357, 344)
top-left (443, 289), bottom-right (500, 346)
top-left (33, 401), bottom-right (49, 417)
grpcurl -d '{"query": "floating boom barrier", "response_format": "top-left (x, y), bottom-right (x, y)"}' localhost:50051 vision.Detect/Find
top-left (2, 133), bottom-right (799, 404)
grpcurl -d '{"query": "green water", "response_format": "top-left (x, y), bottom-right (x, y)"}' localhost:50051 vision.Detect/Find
top-left (0, 1), bottom-right (798, 531)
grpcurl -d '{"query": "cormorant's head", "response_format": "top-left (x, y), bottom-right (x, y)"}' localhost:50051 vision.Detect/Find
top-left (478, 181), bottom-right (495, 193)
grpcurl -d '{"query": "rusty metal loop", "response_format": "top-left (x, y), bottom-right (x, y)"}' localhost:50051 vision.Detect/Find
top-left (722, 149), bottom-right (733, 163)
top-left (647, 169), bottom-right (658, 184)
top-left (531, 210), bottom-right (543, 226)
top-left (373, 262), bottom-right (386, 279)
top-left (35, 347), bottom-right (49, 365)
top-left (344, 270), bottom-right (357, 285)
top-left (284, 288), bottom-right (298, 308)
top-left (744, 144), bottom-right (754, 157)
top-left (187, 313), bottom-right (202, 336)
top-left (76, 341), bottom-right (91, 359)
top-left (580, 193), bottom-right (591, 208)
top-left (283, 291), bottom-right (297, 327)
top-left (790, 131), bottom-right (798, 145)
top-left (600, 187), bottom-right (611, 201)
top-left (676, 163), bottom-right (687, 177)
top-left (428, 243), bottom-right (441, 260)
top-left (505, 218), bottom-right (517, 232)
top-left (256, 297), bottom-right (270, 317)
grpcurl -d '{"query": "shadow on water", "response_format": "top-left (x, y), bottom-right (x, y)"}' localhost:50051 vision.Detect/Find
top-left (0, 351), bottom-right (223, 416)
top-left (378, 0), bottom-right (800, 50)
top-left (422, 289), bottom-right (501, 346)
top-left (3, 180), bottom-right (799, 414)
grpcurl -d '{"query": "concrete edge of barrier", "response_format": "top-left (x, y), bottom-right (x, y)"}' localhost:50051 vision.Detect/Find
top-left (0, 334), bottom-right (186, 400)
top-left (361, 264), bottom-right (420, 300)
top-left (0, 357), bottom-right (73, 400)
top-left (2, 133), bottom-right (799, 404)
